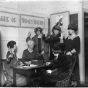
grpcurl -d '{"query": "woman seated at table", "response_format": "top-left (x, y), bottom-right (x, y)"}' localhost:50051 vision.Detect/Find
top-left (42, 24), bottom-right (80, 86)
top-left (22, 38), bottom-right (37, 62)
top-left (4, 41), bottom-right (27, 87)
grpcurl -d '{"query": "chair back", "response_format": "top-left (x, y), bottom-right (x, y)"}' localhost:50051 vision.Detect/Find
top-left (56, 54), bottom-right (77, 87)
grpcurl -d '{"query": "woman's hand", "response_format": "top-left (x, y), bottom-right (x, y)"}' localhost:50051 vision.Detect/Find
top-left (19, 62), bottom-right (24, 66)
top-left (6, 54), bottom-right (13, 63)
top-left (71, 49), bottom-right (76, 54)
top-left (8, 54), bottom-right (13, 58)
top-left (41, 51), bottom-right (44, 55)
top-left (66, 52), bottom-right (72, 56)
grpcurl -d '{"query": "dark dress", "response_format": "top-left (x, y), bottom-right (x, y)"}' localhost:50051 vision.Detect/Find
top-left (32, 34), bottom-right (49, 62)
top-left (65, 36), bottom-right (80, 54)
top-left (43, 34), bottom-right (60, 60)
top-left (22, 49), bottom-right (37, 62)
top-left (65, 36), bottom-right (80, 81)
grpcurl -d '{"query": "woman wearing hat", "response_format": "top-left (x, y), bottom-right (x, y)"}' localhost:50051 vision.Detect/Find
top-left (64, 24), bottom-right (80, 86)
top-left (3, 41), bottom-right (27, 86)
top-left (43, 25), bottom-right (61, 60)
top-left (32, 27), bottom-right (49, 63)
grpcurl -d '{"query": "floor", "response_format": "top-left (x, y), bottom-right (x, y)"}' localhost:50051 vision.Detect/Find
top-left (77, 63), bottom-right (88, 87)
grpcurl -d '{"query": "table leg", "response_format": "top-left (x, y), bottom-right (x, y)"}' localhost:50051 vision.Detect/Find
top-left (13, 69), bottom-right (16, 87)
top-left (27, 74), bottom-right (31, 87)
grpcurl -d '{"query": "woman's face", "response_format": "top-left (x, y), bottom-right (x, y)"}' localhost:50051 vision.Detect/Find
top-left (54, 29), bottom-right (59, 35)
top-left (36, 30), bottom-right (41, 35)
top-left (68, 29), bottom-right (74, 35)
top-left (27, 40), bottom-right (34, 49)
top-left (9, 44), bottom-right (17, 53)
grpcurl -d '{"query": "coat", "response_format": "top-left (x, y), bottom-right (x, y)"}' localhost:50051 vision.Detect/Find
top-left (32, 34), bottom-right (49, 63)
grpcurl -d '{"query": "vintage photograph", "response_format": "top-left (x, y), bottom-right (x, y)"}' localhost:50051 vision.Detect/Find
top-left (0, 0), bottom-right (87, 87)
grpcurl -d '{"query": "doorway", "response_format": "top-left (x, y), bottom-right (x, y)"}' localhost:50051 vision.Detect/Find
top-left (84, 12), bottom-right (88, 80)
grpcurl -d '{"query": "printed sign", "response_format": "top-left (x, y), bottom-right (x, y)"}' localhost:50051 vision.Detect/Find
top-left (0, 12), bottom-right (20, 27)
top-left (0, 11), bottom-right (45, 28)
top-left (21, 15), bottom-right (44, 28)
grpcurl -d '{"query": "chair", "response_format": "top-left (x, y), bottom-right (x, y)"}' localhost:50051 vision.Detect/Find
top-left (44, 55), bottom-right (77, 87)
top-left (55, 56), bottom-right (76, 87)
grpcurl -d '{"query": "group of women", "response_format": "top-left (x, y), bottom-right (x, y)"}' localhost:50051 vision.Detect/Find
top-left (3, 23), bottom-right (80, 87)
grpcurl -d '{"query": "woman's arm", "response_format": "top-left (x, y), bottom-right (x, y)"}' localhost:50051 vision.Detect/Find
top-left (42, 35), bottom-right (51, 43)
top-left (22, 50), bottom-right (27, 62)
top-left (50, 34), bottom-right (60, 43)
top-left (6, 52), bottom-right (13, 63)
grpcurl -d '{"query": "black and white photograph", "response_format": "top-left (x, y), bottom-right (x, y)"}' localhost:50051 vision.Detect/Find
top-left (0, 0), bottom-right (88, 87)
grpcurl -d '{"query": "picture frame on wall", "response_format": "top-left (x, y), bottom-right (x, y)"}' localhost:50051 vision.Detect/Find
top-left (50, 11), bottom-right (70, 36)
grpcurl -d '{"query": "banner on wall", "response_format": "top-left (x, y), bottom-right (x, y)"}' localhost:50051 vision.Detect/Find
top-left (0, 12), bottom-right (20, 27)
top-left (21, 15), bottom-right (44, 28)
top-left (0, 11), bottom-right (45, 28)
top-left (56, 14), bottom-right (63, 27)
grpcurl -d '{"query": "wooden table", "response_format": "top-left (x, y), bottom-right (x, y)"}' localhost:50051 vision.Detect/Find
top-left (11, 62), bottom-right (52, 87)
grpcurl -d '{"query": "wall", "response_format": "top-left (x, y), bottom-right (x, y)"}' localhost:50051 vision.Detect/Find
top-left (83, 0), bottom-right (88, 9)
top-left (0, 1), bottom-right (80, 16)
top-left (0, 7), bottom-right (48, 59)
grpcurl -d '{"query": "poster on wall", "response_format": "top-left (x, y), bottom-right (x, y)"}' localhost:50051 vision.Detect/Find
top-left (55, 14), bottom-right (63, 35)
top-left (0, 11), bottom-right (45, 28)
top-left (21, 15), bottom-right (45, 28)
top-left (55, 14), bottom-right (63, 27)
top-left (0, 11), bottom-right (20, 27)
top-left (51, 11), bottom-right (69, 36)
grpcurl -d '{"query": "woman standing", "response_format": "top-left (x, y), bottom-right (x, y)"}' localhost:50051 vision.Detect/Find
top-left (65, 24), bottom-right (80, 85)
top-left (32, 27), bottom-right (49, 63)
top-left (43, 25), bottom-right (61, 60)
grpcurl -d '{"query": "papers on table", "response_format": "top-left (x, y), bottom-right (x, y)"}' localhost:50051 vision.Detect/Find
top-left (17, 64), bottom-right (37, 69)
top-left (46, 62), bottom-right (51, 65)
top-left (30, 64), bottom-right (37, 67)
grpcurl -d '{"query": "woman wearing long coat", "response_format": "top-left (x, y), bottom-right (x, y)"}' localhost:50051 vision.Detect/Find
top-left (32, 27), bottom-right (49, 63)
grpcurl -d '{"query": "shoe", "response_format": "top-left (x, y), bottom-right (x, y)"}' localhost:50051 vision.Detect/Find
top-left (71, 81), bottom-right (77, 87)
